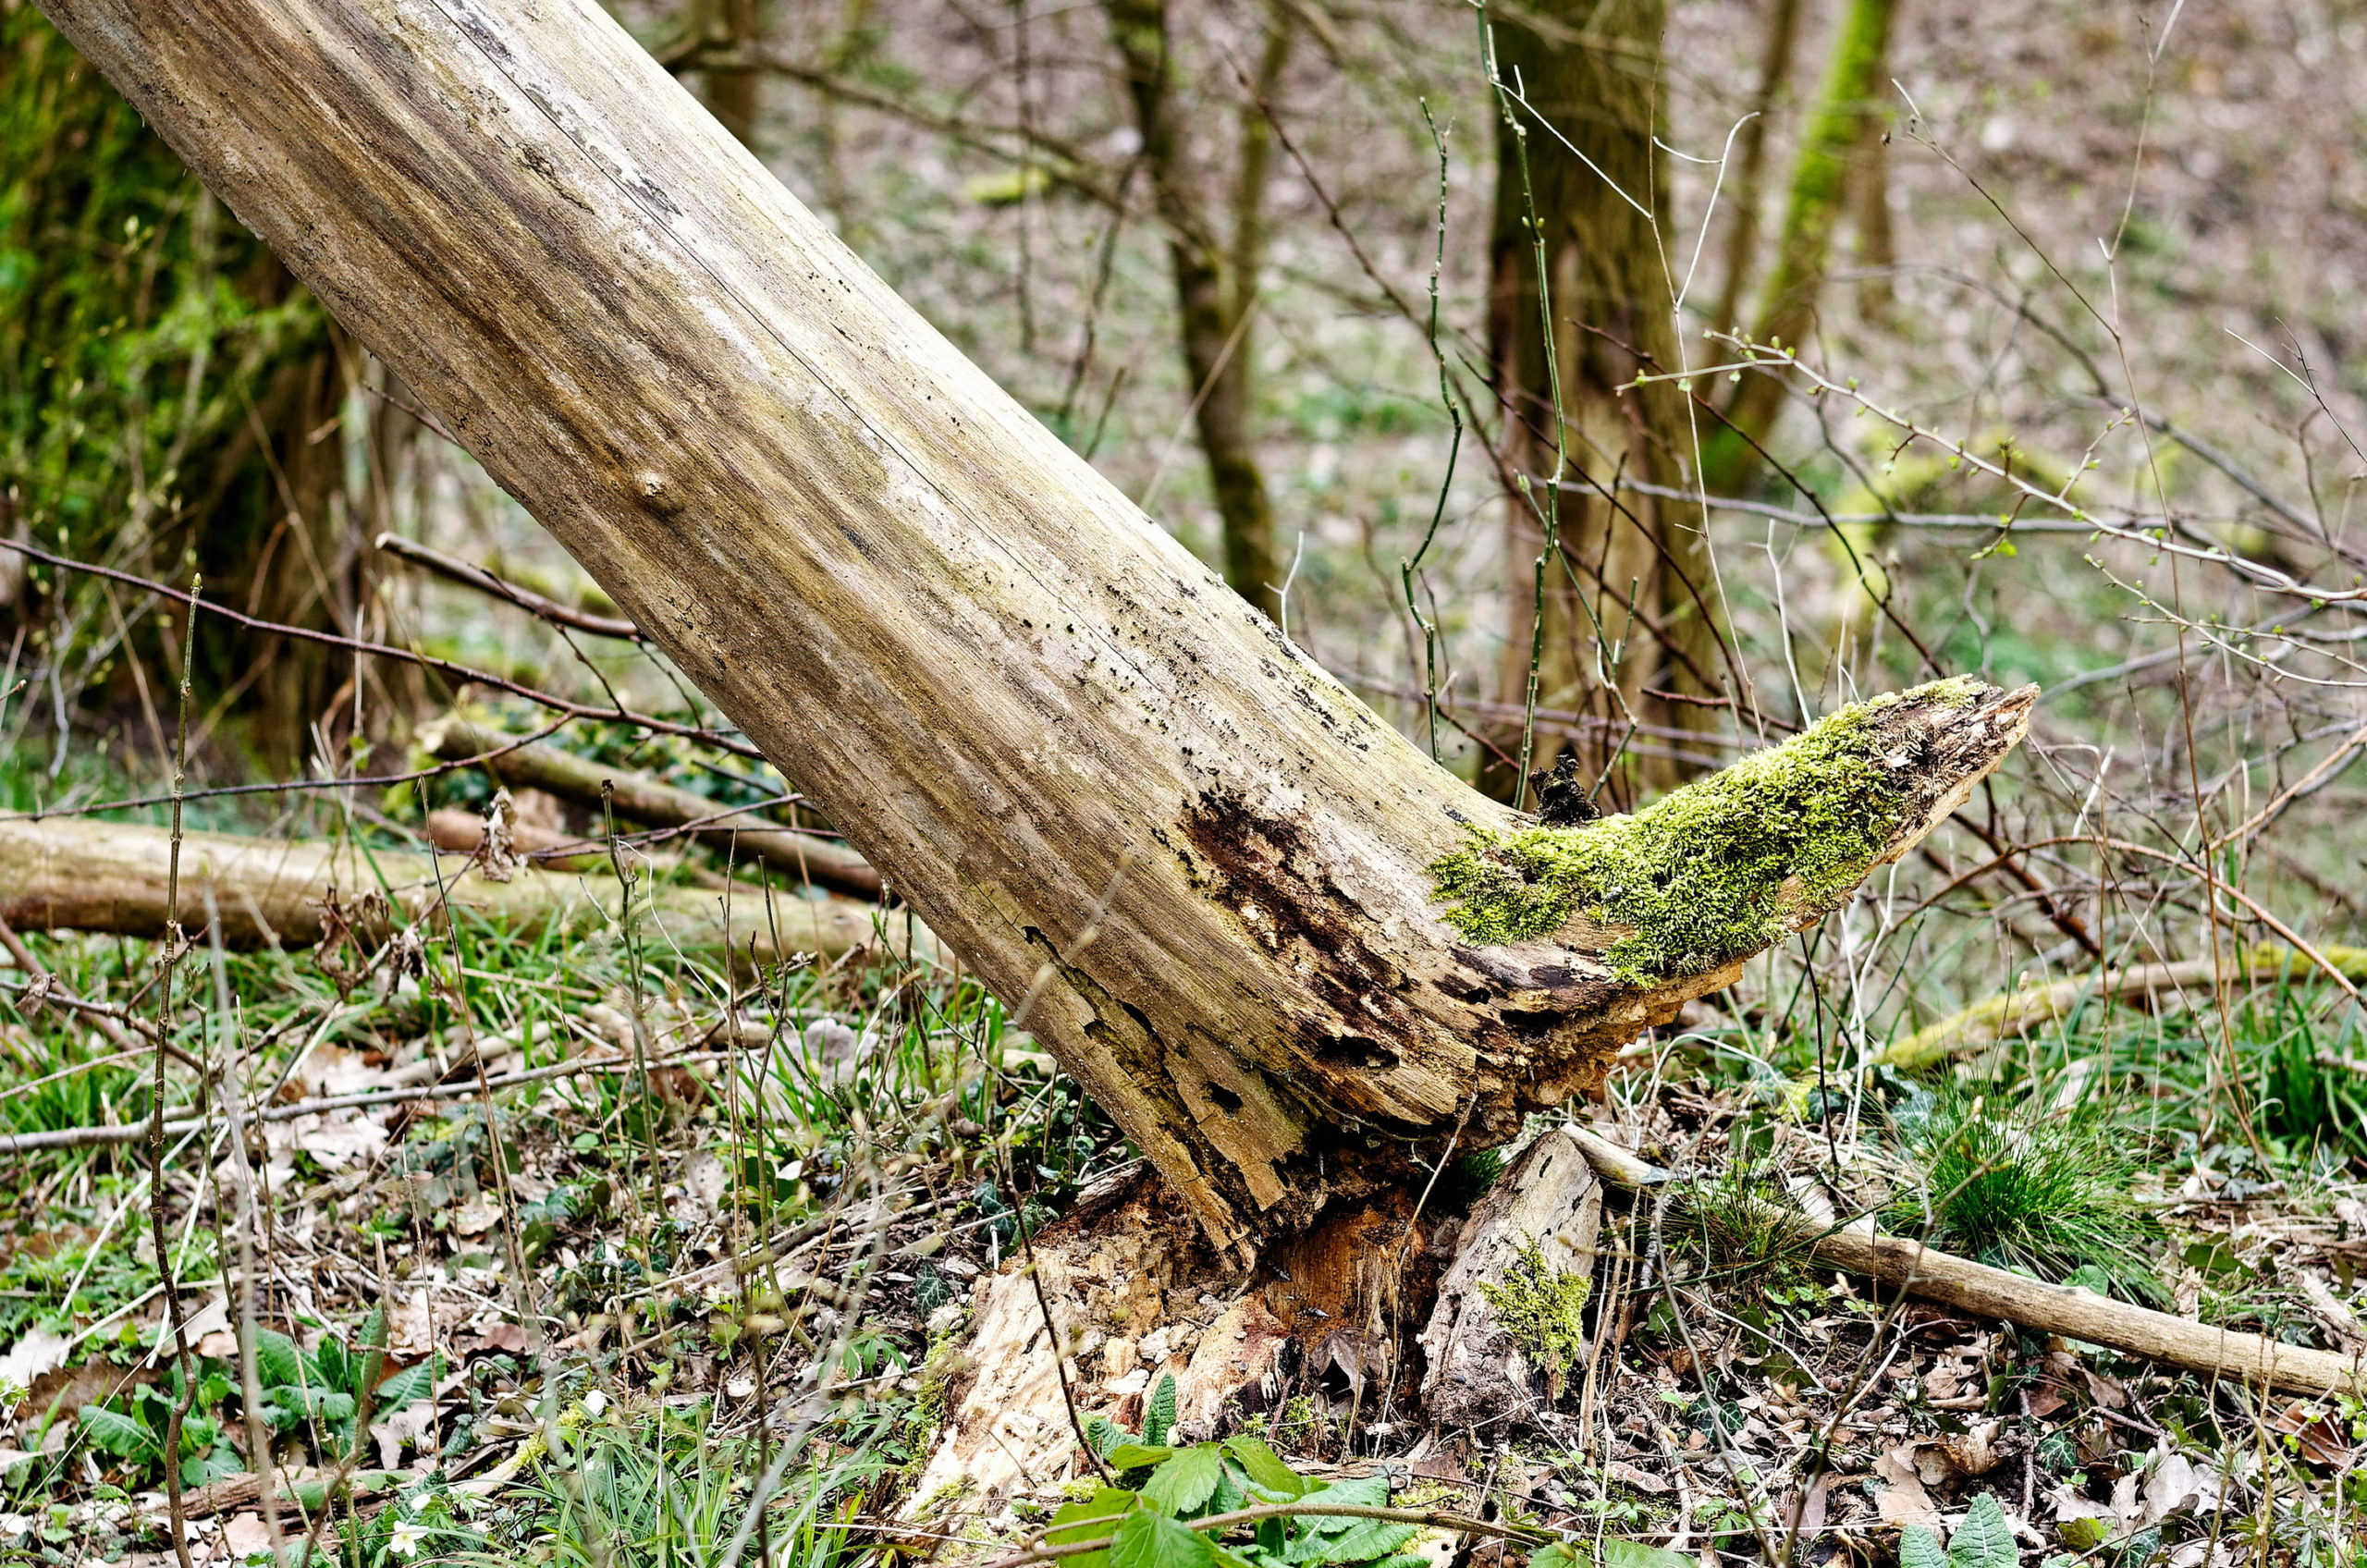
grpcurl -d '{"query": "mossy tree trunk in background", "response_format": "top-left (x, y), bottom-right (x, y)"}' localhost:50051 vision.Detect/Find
top-left (1708, 0), bottom-right (1807, 336)
top-left (1102, 0), bottom-right (1293, 621)
top-left (0, 8), bottom-right (389, 774)
top-left (1700, 0), bottom-right (1900, 495)
top-left (1481, 0), bottom-right (1723, 805)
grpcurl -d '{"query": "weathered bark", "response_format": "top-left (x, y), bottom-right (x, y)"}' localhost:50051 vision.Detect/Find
top-left (422, 717), bottom-right (883, 899)
top-left (38, 0), bottom-right (2027, 1261)
top-left (1103, 0), bottom-right (1289, 620)
top-left (0, 816), bottom-right (904, 962)
top-left (1482, 0), bottom-right (1722, 801)
top-left (1701, 0), bottom-right (1900, 494)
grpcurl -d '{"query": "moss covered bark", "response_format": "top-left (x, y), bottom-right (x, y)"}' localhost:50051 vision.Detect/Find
top-left (1434, 675), bottom-right (1981, 983)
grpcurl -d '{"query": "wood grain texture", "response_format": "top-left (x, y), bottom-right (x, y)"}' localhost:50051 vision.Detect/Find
top-left (0, 816), bottom-right (901, 962)
top-left (37, 0), bottom-right (2030, 1251)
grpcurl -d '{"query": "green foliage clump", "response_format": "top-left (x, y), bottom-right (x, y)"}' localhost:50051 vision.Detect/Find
top-left (1478, 1238), bottom-right (1592, 1396)
top-left (1887, 1087), bottom-right (2162, 1299)
top-left (1065, 1415), bottom-right (1433, 1568)
top-left (1431, 680), bottom-right (1979, 982)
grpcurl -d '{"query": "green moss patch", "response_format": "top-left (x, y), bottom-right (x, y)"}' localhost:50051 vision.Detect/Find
top-left (1433, 679), bottom-right (1979, 983)
top-left (1478, 1238), bottom-right (1593, 1397)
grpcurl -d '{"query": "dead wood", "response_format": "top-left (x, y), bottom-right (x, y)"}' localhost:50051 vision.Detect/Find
top-left (423, 717), bottom-right (883, 900)
top-left (0, 815), bottom-right (916, 963)
top-left (1884, 941), bottom-right (2367, 1069)
top-left (1562, 1127), bottom-right (2367, 1399)
top-left (1417, 1127), bottom-right (1601, 1427)
top-left (375, 531), bottom-right (644, 640)
top-left (36, 0), bottom-right (2038, 1252)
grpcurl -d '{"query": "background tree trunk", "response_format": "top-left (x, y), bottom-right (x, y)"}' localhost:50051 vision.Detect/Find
top-left (36, 0), bottom-right (2021, 1262)
top-left (1103, 0), bottom-right (1290, 620)
top-left (1481, 0), bottom-right (1723, 806)
top-left (1701, 0), bottom-right (1901, 494)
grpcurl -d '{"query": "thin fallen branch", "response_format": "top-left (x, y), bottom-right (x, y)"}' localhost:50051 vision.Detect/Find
top-left (0, 815), bottom-right (918, 962)
top-left (1564, 1127), bottom-right (2367, 1399)
top-left (422, 717), bottom-right (882, 900)
top-left (375, 531), bottom-right (645, 640)
top-left (1883, 942), bottom-right (2367, 1069)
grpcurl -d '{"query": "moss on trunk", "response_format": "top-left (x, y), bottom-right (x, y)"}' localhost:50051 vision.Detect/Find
top-left (1433, 675), bottom-right (1981, 982)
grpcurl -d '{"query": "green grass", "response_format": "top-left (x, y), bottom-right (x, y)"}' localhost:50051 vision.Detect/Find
top-left (1885, 1085), bottom-right (2164, 1299)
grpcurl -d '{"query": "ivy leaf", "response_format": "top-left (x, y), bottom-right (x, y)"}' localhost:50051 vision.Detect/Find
top-left (1046, 1487), bottom-right (1143, 1568)
top-left (1948, 1495), bottom-right (2018, 1568)
top-left (1144, 1375), bottom-right (1180, 1448)
top-left (1899, 1525), bottom-right (1948, 1568)
top-left (1144, 1445), bottom-right (1225, 1516)
top-left (1111, 1507), bottom-right (1216, 1568)
top-left (78, 1404), bottom-right (159, 1462)
top-left (1224, 1437), bottom-right (1311, 1501)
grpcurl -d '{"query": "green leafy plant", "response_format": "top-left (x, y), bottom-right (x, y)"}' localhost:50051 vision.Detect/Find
top-left (252, 1312), bottom-right (438, 1454)
top-left (1902, 1493), bottom-right (2018, 1568)
top-left (76, 1365), bottom-right (240, 1488)
top-left (1055, 1406), bottom-right (1574, 1568)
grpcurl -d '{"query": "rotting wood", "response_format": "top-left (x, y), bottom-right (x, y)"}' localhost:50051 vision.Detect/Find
top-left (1417, 1126), bottom-right (1602, 1427)
top-left (0, 816), bottom-right (916, 964)
top-left (1563, 1126), bottom-right (2367, 1399)
top-left (422, 717), bottom-right (882, 899)
top-left (37, 0), bottom-right (2032, 1256)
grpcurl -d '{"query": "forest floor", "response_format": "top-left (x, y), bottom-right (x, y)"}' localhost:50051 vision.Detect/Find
top-left (5, 738), bottom-right (2366, 1568)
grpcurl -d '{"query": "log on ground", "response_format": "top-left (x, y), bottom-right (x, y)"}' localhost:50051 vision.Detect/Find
top-left (0, 816), bottom-right (921, 964)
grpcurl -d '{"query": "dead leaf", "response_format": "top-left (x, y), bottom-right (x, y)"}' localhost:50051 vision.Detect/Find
top-left (0, 1328), bottom-right (69, 1390)
top-left (1938, 1419), bottom-right (2005, 1476)
top-left (450, 1196), bottom-right (503, 1237)
top-left (1873, 1446), bottom-right (1943, 1529)
top-left (223, 1513), bottom-right (275, 1558)
top-left (2140, 1451), bottom-right (2224, 1525)
top-left (369, 1402), bottom-right (435, 1469)
top-left (1606, 1458), bottom-right (1669, 1495)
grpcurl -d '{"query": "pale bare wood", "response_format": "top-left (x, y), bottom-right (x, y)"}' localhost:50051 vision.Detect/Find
top-left (1417, 1127), bottom-right (1602, 1427)
top-left (38, 0), bottom-right (2034, 1253)
top-left (0, 816), bottom-right (906, 963)
top-left (423, 717), bottom-right (882, 899)
top-left (1562, 1128), bottom-right (2367, 1399)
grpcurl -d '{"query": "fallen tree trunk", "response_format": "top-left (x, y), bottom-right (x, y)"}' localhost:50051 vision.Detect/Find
top-left (421, 717), bottom-right (882, 899)
top-left (37, 0), bottom-right (2036, 1256)
top-left (0, 816), bottom-right (914, 963)
top-left (1885, 942), bottom-right (2367, 1069)
top-left (1560, 1128), bottom-right (2367, 1400)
